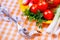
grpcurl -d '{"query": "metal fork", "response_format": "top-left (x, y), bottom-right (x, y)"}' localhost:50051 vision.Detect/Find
top-left (0, 6), bottom-right (30, 37)
top-left (0, 6), bottom-right (41, 38)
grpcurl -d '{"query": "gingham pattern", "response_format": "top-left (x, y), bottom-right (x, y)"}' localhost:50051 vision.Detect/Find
top-left (0, 0), bottom-right (60, 40)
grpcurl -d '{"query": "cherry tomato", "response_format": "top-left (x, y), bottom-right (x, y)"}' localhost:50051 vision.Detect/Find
top-left (22, 0), bottom-right (30, 5)
top-left (30, 4), bottom-right (38, 14)
top-left (32, 0), bottom-right (40, 4)
top-left (53, 0), bottom-right (60, 6)
top-left (45, 0), bottom-right (60, 7)
top-left (43, 10), bottom-right (54, 20)
top-left (38, 1), bottom-right (48, 12)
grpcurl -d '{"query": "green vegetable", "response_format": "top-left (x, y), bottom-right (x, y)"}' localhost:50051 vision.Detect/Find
top-left (24, 8), bottom-right (47, 26)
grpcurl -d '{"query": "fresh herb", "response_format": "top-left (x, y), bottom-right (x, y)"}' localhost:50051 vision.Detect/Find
top-left (24, 8), bottom-right (47, 26)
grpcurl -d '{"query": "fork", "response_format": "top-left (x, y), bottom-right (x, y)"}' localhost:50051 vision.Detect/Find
top-left (0, 6), bottom-right (41, 38)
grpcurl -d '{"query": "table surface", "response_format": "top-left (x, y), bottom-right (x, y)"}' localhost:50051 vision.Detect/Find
top-left (0, 0), bottom-right (60, 40)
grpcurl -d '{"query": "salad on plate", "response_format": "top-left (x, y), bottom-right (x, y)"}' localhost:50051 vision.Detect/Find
top-left (19, 0), bottom-right (60, 38)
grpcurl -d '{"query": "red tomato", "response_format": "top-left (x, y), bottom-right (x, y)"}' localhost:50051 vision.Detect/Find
top-left (22, 0), bottom-right (30, 5)
top-left (45, 0), bottom-right (60, 7)
top-left (32, 0), bottom-right (40, 4)
top-left (38, 1), bottom-right (48, 12)
top-left (53, 0), bottom-right (60, 6)
top-left (43, 10), bottom-right (54, 20)
top-left (30, 4), bottom-right (38, 14)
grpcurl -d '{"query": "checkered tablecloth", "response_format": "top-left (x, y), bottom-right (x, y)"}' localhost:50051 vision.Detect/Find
top-left (0, 0), bottom-right (60, 40)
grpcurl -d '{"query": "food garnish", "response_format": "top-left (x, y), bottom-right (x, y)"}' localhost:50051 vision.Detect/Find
top-left (38, 1), bottom-right (48, 11)
top-left (21, 0), bottom-right (60, 29)
top-left (43, 10), bottom-right (54, 20)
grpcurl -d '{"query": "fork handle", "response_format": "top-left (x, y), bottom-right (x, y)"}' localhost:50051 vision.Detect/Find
top-left (1, 8), bottom-right (17, 23)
